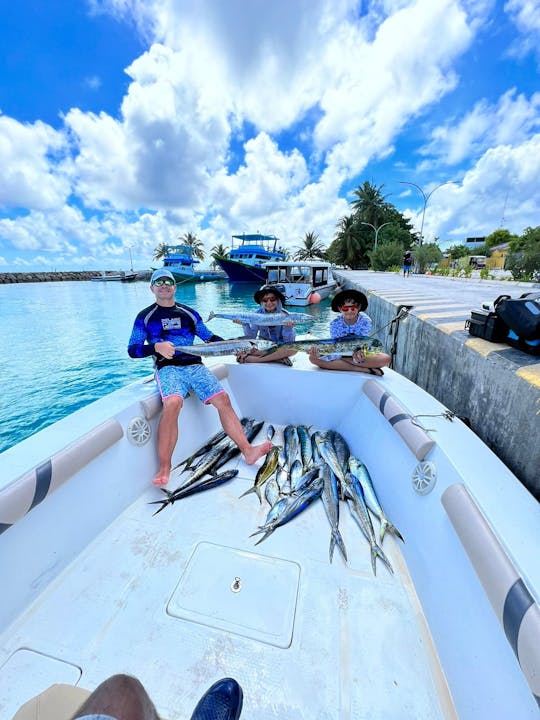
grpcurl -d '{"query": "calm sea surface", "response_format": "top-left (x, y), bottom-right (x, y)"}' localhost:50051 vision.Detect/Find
top-left (0, 280), bottom-right (335, 453)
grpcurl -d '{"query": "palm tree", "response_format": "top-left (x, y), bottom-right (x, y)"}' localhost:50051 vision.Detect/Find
top-left (153, 242), bottom-right (167, 261)
top-left (179, 232), bottom-right (205, 260)
top-left (210, 242), bottom-right (229, 259)
top-left (328, 215), bottom-right (368, 269)
top-left (350, 181), bottom-right (391, 227)
top-left (293, 231), bottom-right (327, 260)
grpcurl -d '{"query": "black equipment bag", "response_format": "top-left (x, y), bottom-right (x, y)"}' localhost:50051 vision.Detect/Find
top-left (494, 292), bottom-right (540, 340)
top-left (466, 309), bottom-right (508, 343)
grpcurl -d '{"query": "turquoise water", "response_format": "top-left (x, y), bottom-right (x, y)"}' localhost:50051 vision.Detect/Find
top-left (0, 280), bottom-right (335, 453)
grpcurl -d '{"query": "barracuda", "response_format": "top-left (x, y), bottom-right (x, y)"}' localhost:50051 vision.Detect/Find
top-left (207, 310), bottom-right (314, 325)
top-left (174, 338), bottom-right (273, 357)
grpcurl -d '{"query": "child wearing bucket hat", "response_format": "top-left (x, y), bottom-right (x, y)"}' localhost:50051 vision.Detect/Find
top-left (308, 289), bottom-right (390, 376)
top-left (235, 285), bottom-right (297, 366)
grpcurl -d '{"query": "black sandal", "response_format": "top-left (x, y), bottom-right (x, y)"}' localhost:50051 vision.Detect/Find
top-left (368, 368), bottom-right (384, 376)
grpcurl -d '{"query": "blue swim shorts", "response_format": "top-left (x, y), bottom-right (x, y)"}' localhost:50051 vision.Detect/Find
top-left (155, 364), bottom-right (225, 403)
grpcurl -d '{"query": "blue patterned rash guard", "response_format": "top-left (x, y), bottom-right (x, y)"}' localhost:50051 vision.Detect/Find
top-left (330, 313), bottom-right (372, 339)
top-left (127, 302), bottom-right (223, 368)
top-left (241, 307), bottom-right (296, 343)
top-left (323, 313), bottom-right (373, 360)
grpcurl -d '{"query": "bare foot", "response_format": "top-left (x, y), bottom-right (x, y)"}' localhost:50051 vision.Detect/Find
top-left (243, 440), bottom-right (273, 465)
top-left (152, 468), bottom-right (170, 486)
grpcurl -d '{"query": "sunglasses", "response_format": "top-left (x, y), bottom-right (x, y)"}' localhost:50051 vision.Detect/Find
top-left (340, 304), bottom-right (359, 311)
top-left (153, 278), bottom-right (176, 287)
top-left (261, 296), bottom-right (277, 303)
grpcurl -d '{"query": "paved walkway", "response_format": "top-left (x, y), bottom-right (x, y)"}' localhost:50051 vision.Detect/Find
top-left (335, 271), bottom-right (540, 388)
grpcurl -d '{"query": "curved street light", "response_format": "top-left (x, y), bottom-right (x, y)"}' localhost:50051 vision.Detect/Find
top-left (399, 181), bottom-right (456, 246)
top-left (361, 221), bottom-right (391, 250)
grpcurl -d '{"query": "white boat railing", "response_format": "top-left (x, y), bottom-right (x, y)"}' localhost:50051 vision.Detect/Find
top-left (0, 419), bottom-right (123, 535)
top-left (442, 483), bottom-right (540, 708)
top-left (363, 379), bottom-right (436, 460)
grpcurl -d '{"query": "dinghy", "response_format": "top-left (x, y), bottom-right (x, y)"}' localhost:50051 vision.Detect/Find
top-left (1, 354), bottom-right (538, 719)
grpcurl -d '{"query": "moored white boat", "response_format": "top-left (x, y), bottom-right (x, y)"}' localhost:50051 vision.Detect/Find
top-left (1, 355), bottom-right (539, 719)
top-left (264, 260), bottom-right (340, 305)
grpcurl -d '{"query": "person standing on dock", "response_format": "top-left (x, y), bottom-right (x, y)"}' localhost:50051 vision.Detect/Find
top-left (403, 251), bottom-right (413, 277)
top-left (308, 289), bottom-right (390, 376)
top-left (235, 285), bottom-right (297, 366)
top-left (127, 269), bottom-right (271, 486)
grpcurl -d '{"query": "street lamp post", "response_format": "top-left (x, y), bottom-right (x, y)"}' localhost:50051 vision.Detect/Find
top-left (361, 221), bottom-right (391, 250)
top-left (399, 181), bottom-right (455, 245)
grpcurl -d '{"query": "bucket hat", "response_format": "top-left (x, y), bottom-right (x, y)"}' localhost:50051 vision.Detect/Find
top-left (331, 289), bottom-right (368, 312)
top-left (254, 285), bottom-right (286, 305)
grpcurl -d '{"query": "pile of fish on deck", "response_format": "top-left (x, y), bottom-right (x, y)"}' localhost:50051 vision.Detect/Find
top-left (151, 419), bottom-right (403, 575)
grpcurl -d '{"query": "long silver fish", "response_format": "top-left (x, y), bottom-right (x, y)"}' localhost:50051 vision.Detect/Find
top-left (263, 335), bottom-right (383, 357)
top-left (327, 430), bottom-right (350, 472)
top-left (174, 338), bottom-right (273, 357)
top-left (296, 425), bottom-right (313, 469)
top-left (172, 418), bottom-right (253, 472)
top-left (315, 434), bottom-right (347, 484)
top-left (150, 469), bottom-right (239, 515)
top-left (320, 465), bottom-right (347, 563)
top-left (283, 425), bottom-right (300, 471)
top-left (207, 310), bottom-right (314, 325)
top-left (343, 471), bottom-right (393, 576)
top-left (252, 480), bottom-right (324, 545)
top-left (349, 457), bottom-right (404, 544)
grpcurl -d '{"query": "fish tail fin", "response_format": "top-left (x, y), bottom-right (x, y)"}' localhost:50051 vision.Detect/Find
top-left (380, 518), bottom-right (404, 545)
top-left (371, 543), bottom-right (394, 576)
top-left (254, 528), bottom-right (275, 546)
top-left (238, 485), bottom-right (256, 500)
top-left (206, 311), bottom-right (215, 322)
top-left (329, 533), bottom-right (336, 563)
top-left (334, 529), bottom-right (348, 562)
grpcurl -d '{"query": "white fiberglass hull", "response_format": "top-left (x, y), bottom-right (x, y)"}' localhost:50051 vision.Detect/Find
top-left (0, 356), bottom-right (539, 719)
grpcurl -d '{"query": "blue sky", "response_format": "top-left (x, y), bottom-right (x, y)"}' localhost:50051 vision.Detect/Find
top-left (1, 0), bottom-right (539, 270)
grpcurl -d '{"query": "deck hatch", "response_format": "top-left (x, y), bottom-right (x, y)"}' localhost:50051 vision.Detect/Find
top-left (167, 542), bottom-right (300, 648)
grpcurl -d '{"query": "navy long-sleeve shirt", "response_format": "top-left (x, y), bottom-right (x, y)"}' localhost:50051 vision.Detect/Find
top-left (128, 302), bottom-right (223, 368)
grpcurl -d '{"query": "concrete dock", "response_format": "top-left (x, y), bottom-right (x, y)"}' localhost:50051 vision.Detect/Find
top-left (333, 271), bottom-right (540, 500)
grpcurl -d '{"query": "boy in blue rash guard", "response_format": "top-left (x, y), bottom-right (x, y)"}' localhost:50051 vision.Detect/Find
top-left (234, 286), bottom-right (297, 365)
top-left (128, 269), bottom-right (272, 486)
top-left (308, 289), bottom-right (390, 376)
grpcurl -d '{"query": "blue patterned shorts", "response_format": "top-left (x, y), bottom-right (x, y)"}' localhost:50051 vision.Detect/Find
top-left (155, 364), bottom-right (225, 403)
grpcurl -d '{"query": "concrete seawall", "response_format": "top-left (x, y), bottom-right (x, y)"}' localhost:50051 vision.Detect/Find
top-left (334, 271), bottom-right (540, 500)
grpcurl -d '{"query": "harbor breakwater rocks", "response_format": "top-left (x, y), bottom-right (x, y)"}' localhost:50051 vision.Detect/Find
top-left (0, 271), bottom-right (148, 284)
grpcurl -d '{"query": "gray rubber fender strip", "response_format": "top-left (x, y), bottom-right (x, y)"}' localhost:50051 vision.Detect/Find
top-left (442, 483), bottom-right (540, 707)
top-left (362, 379), bottom-right (436, 461)
top-left (0, 418), bottom-right (124, 534)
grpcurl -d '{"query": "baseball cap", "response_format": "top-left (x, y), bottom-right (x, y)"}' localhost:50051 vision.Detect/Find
top-left (150, 269), bottom-right (176, 284)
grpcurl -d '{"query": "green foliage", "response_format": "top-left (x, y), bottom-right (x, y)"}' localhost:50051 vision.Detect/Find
top-left (153, 242), bottom-right (167, 260)
top-left (446, 244), bottom-right (469, 259)
top-left (485, 228), bottom-right (516, 249)
top-left (179, 232), bottom-right (205, 260)
top-left (294, 231), bottom-right (327, 260)
top-left (329, 180), bottom-right (416, 268)
top-left (413, 243), bottom-right (443, 273)
top-left (479, 267), bottom-right (489, 279)
top-left (506, 226), bottom-right (540, 280)
top-left (369, 241), bottom-right (404, 271)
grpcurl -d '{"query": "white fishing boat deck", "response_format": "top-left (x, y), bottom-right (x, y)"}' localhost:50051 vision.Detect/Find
top-left (1, 449), bottom-right (452, 720)
top-left (1, 355), bottom-right (539, 719)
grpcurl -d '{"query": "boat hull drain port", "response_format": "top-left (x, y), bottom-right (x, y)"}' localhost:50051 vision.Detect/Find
top-left (127, 417), bottom-right (152, 446)
top-left (412, 461), bottom-right (437, 495)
